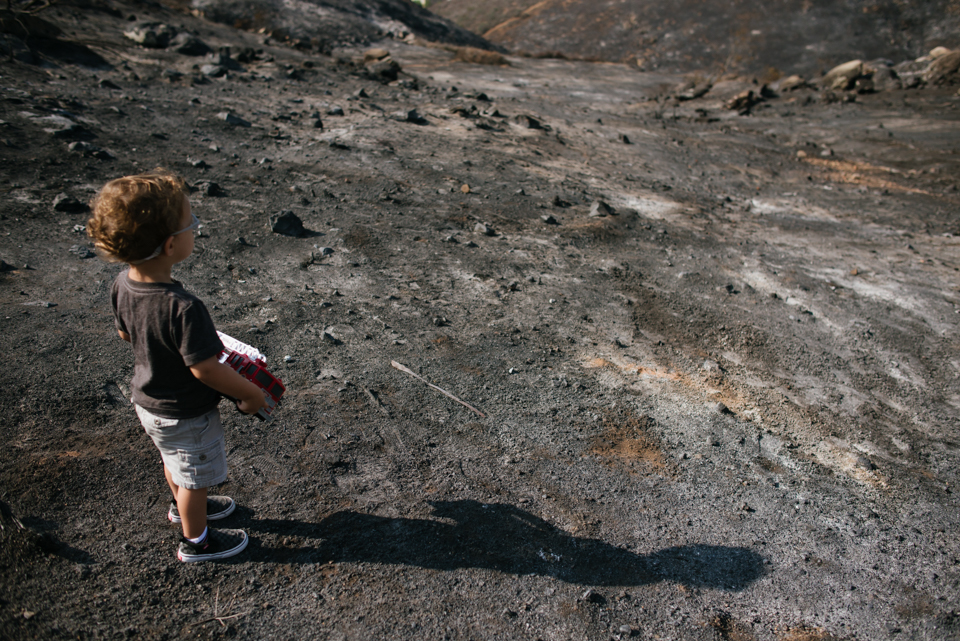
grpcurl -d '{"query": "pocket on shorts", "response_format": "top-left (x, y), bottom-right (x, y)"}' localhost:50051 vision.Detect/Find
top-left (175, 441), bottom-right (226, 487)
top-left (135, 405), bottom-right (180, 430)
top-left (194, 410), bottom-right (216, 439)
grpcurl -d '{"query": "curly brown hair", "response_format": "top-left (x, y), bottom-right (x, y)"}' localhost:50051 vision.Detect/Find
top-left (86, 169), bottom-right (187, 264)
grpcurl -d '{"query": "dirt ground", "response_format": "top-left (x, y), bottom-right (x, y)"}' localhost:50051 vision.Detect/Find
top-left (1, 2), bottom-right (960, 640)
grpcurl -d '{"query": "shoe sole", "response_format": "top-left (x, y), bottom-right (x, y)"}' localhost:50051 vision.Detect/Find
top-left (168, 499), bottom-right (236, 524)
top-left (177, 532), bottom-right (248, 563)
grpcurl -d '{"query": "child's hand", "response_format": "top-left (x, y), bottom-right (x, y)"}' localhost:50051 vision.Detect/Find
top-left (189, 356), bottom-right (270, 416)
top-left (237, 387), bottom-right (268, 415)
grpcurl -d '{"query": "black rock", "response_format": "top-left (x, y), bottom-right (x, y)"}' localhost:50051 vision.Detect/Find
top-left (0, 34), bottom-right (36, 64)
top-left (321, 331), bottom-right (342, 345)
top-left (195, 181), bottom-right (224, 197)
top-left (474, 222), bottom-right (495, 236)
top-left (53, 193), bottom-right (89, 213)
top-left (589, 200), bottom-right (616, 217)
top-left (36, 114), bottom-right (88, 139)
top-left (893, 59), bottom-right (927, 89)
top-left (514, 114), bottom-right (542, 129)
top-left (391, 109), bottom-right (426, 124)
top-left (123, 22), bottom-right (176, 49)
top-left (676, 79), bottom-right (713, 101)
top-left (67, 142), bottom-right (114, 160)
top-left (581, 589), bottom-right (606, 605)
top-left (200, 64), bottom-right (227, 78)
top-left (327, 106), bottom-right (345, 116)
top-left (235, 47), bottom-right (259, 63)
top-left (366, 57), bottom-right (401, 82)
top-left (217, 112), bottom-right (251, 127)
top-left (270, 210), bottom-right (308, 237)
top-left (69, 244), bottom-right (95, 259)
top-left (168, 32), bottom-right (210, 56)
top-left (99, 78), bottom-right (121, 90)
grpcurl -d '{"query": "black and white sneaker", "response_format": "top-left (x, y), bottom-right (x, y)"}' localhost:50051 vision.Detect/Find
top-left (177, 528), bottom-right (248, 563)
top-left (168, 496), bottom-right (236, 523)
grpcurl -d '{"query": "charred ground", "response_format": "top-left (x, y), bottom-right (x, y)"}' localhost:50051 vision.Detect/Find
top-left (429, 0), bottom-right (960, 77)
top-left (1, 1), bottom-right (959, 640)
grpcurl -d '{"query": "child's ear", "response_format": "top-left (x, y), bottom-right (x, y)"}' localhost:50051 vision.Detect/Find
top-left (162, 235), bottom-right (176, 257)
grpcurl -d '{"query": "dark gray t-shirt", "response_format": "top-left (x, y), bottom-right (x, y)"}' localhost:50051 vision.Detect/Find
top-left (112, 272), bottom-right (223, 418)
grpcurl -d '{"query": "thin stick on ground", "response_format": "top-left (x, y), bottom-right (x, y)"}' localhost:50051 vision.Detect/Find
top-left (190, 586), bottom-right (249, 628)
top-left (391, 361), bottom-right (486, 418)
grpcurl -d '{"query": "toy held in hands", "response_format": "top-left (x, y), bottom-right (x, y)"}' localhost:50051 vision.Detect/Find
top-left (217, 332), bottom-right (285, 422)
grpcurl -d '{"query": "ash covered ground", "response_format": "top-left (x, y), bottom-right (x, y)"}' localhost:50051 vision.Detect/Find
top-left (428, 0), bottom-right (960, 77)
top-left (1, 1), bottom-right (960, 640)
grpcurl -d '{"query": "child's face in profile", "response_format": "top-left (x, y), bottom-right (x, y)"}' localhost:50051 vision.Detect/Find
top-left (171, 199), bottom-right (196, 264)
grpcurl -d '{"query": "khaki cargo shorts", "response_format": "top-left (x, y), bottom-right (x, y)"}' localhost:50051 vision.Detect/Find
top-left (135, 405), bottom-right (228, 490)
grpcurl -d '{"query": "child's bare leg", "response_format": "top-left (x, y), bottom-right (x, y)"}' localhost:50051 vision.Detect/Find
top-left (177, 486), bottom-right (208, 539)
top-left (163, 464), bottom-right (179, 501)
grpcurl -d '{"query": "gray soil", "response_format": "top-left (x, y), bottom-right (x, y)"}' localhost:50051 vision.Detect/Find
top-left (1, 2), bottom-right (959, 640)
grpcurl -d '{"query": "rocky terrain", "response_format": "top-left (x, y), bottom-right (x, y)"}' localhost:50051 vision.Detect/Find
top-left (429, 0), bottom-right (960, 77)
top-left (1, 1), bottom-right (960, 640)
top-left (182, 0), bottom-right (497, 54)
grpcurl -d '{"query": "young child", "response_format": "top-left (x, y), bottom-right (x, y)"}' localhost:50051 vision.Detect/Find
top-left (87, 169), bottom-right (267, 562)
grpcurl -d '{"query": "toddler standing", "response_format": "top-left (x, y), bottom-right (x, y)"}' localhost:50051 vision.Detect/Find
top-left (87, 170), bottom-right (267, 562)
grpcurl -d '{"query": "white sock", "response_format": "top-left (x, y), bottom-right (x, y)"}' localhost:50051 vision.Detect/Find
top-left (187, 527), bottom-right (208, 545)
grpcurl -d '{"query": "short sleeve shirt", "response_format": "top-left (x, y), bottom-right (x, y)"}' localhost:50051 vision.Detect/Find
top-left (112, 271), bottom-right (224, 418)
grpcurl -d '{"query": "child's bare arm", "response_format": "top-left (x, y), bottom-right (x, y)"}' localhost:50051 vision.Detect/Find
top-left (119, 330), bottom-right (130, 342)
top-left (189, 355), bottom-right (269, 414)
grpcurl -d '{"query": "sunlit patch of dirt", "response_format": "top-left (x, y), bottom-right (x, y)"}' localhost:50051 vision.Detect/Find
top-left (564, 218), bottom-right (616, 233)
top-left (755, 456), bottom-right (787, 476)
top-left (582, 355), bottom-right (751, 417)
top-left (811, 438), bottom-right (888, 489)
top-left (583, 357), bottom-right (680, 380)
top-left (28, 434), bottom-right (129, 467)
top-left (588, 411), bottom-right (674, 476)
top-left (802, 157), bottom-right (935, 196)
top-left (709, 610), bottom-right (757, 641)
top-left (893, 589), bottom-right (936, 618)
top-left (777, 624), bottom-right (843, 641)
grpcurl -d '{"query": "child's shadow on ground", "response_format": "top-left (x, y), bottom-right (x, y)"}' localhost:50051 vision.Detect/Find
top-left (243, 500), bottom-right (767, 590)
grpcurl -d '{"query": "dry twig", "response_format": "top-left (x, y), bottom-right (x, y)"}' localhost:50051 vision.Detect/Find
top-left (390, 361), bottom-right (486, 417)
top-left (190, 586), bottom-right (249, 628)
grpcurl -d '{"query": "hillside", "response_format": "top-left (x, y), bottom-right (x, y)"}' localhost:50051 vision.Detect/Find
top-left (428, 0), bottom-right (960, 76)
